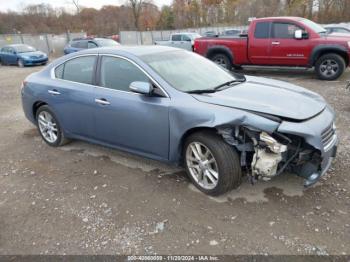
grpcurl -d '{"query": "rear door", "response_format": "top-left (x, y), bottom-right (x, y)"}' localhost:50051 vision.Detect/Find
top-left (51, 55), bottom-right (97, 138)
top-left (248, 21), bottom-right (272, 65)
top-left (268, 21), bottom-right (310, 65)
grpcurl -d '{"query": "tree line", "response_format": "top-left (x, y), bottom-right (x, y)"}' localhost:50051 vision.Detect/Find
top-left (0, 0), bottom-right (349, 35)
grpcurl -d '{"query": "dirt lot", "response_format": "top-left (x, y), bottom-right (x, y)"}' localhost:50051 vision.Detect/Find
top-left (0, 64), bottom-right (349, 255)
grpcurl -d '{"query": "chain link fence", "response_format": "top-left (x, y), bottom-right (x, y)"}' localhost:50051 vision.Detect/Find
top-left (120, 22), bottom-right (350, 45)
top-left (120, 25), bottom-right (248, 45)
top-left (0, 32), bottom-right (86, 57)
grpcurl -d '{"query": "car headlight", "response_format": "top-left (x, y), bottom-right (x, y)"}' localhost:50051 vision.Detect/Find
top-left (260, 132), bottom-right (287, 153)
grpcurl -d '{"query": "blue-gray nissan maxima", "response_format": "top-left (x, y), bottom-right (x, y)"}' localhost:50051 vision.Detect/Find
top-left (21, 46), bottom-right (338, 196)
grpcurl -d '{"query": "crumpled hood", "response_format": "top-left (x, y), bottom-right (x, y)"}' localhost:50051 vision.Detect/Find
top-left (192, 75), bottom-right (326, 121)
top-left (19, 51), bottom-right (47, 58)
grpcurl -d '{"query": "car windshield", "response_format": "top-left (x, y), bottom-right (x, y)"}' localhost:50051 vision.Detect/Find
top-left (189, 33), bottom-right (201, 39)
top-left (141, 50), bottom-right (240, 93)
top-left (300, 18), bottom-right (327, 34)
top-left (94, 39), bottom-right (119, 47)
top-left (15, 45), bottom-right (36, 53)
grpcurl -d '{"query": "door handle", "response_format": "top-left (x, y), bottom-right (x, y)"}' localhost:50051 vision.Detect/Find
top-left (271, 41), bottom-right (280, 45)
top-left (48, 89), bottom-right (61, 95)
top-left (95, 98), bottom-right (110, 106)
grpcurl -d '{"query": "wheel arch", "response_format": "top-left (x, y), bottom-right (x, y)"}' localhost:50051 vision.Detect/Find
top-left (178, 126), bottom-right (219, 164)
top-left (206, 46), bottom-right (234, 65)
top-left (32, 101), bottom-right (48, 120)
top-left (310, 45), bottom-right (349, 66)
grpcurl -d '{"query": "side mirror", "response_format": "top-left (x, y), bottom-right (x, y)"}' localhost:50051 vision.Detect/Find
top-left (294, 30), bottom-right (303, 40)
top-left (129, 81), bottom-right (153, 95)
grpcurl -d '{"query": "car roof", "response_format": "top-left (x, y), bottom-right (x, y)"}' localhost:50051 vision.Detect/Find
top-left (71, 45), bottom-right (182, 57)
top-left (5, 44), bottom-right (29, 47)
top-left (253, 16), bottom-right (304, 22)
top-left (324, 26), bottom-right (349, 29)
top-left (71, 37), bottom-right (111, 42)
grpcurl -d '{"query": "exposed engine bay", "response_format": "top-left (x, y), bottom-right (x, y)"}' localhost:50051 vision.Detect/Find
top-left (218, 126), bottom-right (327, 185)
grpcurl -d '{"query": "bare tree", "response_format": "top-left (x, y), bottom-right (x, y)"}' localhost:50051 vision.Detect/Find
top-left (72, 0), bottom-right (80, 13)
top-left (129, 0), bottom-right (143, 30)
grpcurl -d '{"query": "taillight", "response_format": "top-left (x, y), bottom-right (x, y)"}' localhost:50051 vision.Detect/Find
top-left (193, 40), bottom-right (199, 52)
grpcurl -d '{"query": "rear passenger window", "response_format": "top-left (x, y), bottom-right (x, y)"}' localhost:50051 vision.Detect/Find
top-left (100, 56), bottom-right (148, 91)
top-left (254, 22), bottom-right (270, 39)
top-left (55, 64), bottom-right (64, 78)
top-left (171, 35), bottom-right (181, 41)
top-left (56, 56), bottom-right (96, 84)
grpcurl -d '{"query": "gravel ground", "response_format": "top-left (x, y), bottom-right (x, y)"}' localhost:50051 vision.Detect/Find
top-left (0, 64), bottom-right (349, 255)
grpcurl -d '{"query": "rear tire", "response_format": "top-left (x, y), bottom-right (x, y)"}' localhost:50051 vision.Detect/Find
top-left (211, 53), bottom-right (232, 70)
top-left (315, 53), bottom-right (345, 80)
top-left (36, 105), bottom-right (70, 147)
top-left (184, 131), bottom-right (242, 196)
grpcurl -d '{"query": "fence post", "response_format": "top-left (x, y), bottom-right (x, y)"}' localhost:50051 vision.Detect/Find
top-left (66, 31), bottom-right (71, 43)
top-left (150, 30), bottom-right (154, 44)
top-left (45, 34), bottom-right (51, 55)
top-left (20, 34), bottom-right (24, 44)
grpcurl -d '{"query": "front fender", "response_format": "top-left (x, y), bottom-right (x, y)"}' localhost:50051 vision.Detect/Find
top-left (168, 99), bottom-right (280, 162)
top-left (309, 44), bottom-right (349, 65)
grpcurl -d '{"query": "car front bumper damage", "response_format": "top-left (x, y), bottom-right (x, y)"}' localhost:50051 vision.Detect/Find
top-left (219, 105), bottom-right (338, 187)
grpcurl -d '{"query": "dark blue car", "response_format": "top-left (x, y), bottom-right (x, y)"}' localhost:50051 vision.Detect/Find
top-left (0, 44), bottom-right (48, 67)
top-left (63, 38), bottom-right (120, 55)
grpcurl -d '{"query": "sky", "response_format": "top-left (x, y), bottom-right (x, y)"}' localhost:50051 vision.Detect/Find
top-left (0, 0), bottom-right (172, 12)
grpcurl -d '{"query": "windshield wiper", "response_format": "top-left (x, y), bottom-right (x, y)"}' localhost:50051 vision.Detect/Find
top-left (213, 79), bottom-right (245, 91)
top-left (186, 89), bottom-right (217, 94)
top-left (187, 78), bottom-right (246, 94)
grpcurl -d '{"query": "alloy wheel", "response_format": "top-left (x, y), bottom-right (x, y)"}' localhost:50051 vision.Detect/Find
top-left (214, 56), bottom-right (227, 68)
top-left (186, 142), bottom-right (219, 190)
top-left (38, 111), bottom-right (58, 143)
top-left (319, 59), bottom-right (339, 78)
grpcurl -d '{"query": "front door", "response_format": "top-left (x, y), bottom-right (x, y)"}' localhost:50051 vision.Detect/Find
top-left (268, 22), bottom-right (310, 66)
top-left (93, 55), bottom-right (170, 160)
top-left (8, 47), bottom-right (18, 65)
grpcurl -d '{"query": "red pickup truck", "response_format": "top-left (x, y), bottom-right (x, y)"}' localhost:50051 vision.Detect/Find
top-left (194, 17), bottom-right (350, 80)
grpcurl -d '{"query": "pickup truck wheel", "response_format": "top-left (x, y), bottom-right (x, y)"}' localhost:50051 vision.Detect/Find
top-left (315, 53), bottom-right (345, 80)
top-left (184, 131), bottom-right (242, 196)
top-left (211, 54), bottom-right (232, 70)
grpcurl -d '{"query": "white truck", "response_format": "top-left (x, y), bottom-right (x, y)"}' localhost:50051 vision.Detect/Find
top-left (154, 33), bottom-right (201, 51)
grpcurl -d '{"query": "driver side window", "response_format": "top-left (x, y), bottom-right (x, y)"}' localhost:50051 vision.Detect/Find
top-left (272, 22), bottom-right (303, 39)
top-left (88, 41), bottom-right (98, 48)
top-left (182, 35), bottom-right (191, 41)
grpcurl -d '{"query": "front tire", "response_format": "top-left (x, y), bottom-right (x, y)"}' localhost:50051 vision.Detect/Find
top-left (184, 131), bottom-right (242, 196)
top-left (18, 59), bottom-right (24, 68)
top-left (36, 105), bottom-right (70, 147)
top-left (211, 53), bottom-right (232, 70)
top-left (315, 53), bottom-right (345, 80)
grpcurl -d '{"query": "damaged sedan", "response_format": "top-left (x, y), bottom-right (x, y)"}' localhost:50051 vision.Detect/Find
top-left (21, 46), bottom-right (338, 196)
